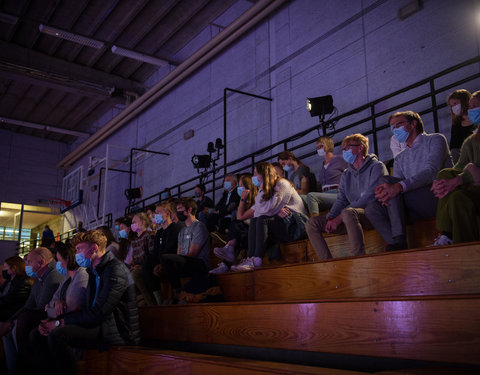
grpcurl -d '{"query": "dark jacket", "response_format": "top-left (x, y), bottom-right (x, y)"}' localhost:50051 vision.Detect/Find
top-left (62, 250), bottom-right (140, 350)
top-left (0, 275), bottom-right (32, 320)
top-left (215, 189), bottom-right (240, 217)
top-left (10, 260), bottom-right (62, 321)
top-left (196, 195), bottom-right (214, 213)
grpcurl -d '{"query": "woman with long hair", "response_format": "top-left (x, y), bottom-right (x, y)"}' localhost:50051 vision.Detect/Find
top-left (210, 173), bottom-right (258, 273)
top-left (232, 162), bottom-right (308, 271)
top-left (447, 89), bottom-right (475, 163)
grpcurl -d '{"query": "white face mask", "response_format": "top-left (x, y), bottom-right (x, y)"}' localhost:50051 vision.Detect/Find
top-left (451, 103), bottom-right (462, 116)
top-left (317, 149), bottom-right (326, 158)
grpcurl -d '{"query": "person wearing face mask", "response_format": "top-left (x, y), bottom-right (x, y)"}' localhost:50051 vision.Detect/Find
top-left (430, 90), bottom-right (480, 246)
top-left (232, 163), bottom-right (308, 271)
top-left (366, 111), bottom-right (453, 251)
top-left (0, 247), bottom-right (62, 375)
top-left (278, 151), bottom-right (317, 200)
top-left (206, 174), bottom-right (240, 234)
top-left (210, 174), bottom-right (258, 274)
top-left (28, 245), bottom-right (89, 374)
top-left (447, 89), bottom-right (475, 164)
top-left (0, 255), bottom-right (32, 321)
top-left (113, 218), bottom-right (122, 241)
top-left (160, 198), bottom-right (210, 301)
top-left (306, 136), bottom-right (348, 217)
top-left (306, 134), bottom-right (388, 260)
top-left (142, 201), bottom-right (183, 304)
top-left (194, 183), bottom-right (214, 225)
top-left (34, 230), bottom-right (139, 375)
top-left (115, 217), bottom-right (135, 262)
top-left (124, 212), bottom-right (155, 305)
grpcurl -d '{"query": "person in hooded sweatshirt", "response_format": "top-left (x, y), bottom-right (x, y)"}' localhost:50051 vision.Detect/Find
top-left (306, 133), bottom-right (388, 259)
top-left (366, 111), bottom-right (452, 251)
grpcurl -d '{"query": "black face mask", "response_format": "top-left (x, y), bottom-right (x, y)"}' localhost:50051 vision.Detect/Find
top-left (176, 211), bottom-right (187, 222)
top-left (2, 270), bottom-right (11, 280)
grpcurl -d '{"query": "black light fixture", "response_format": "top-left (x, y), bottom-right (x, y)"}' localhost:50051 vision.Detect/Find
top-left (307, 95), bottom-right (334, 118)
top-left (192, 155), bottom-right (211, 169)
top-left (124, 187), bottom-right (142, 200)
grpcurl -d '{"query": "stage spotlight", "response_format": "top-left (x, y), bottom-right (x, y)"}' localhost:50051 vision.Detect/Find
top-left (192, 154), bottom-right (211, 169)
top-left (307, 95), bottom-right (334, 117)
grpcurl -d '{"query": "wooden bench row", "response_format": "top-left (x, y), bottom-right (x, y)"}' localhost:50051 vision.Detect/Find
top-left (138, 294), bottom-right (480, 366)
top-left (216, 241), bottom-right (480, 301)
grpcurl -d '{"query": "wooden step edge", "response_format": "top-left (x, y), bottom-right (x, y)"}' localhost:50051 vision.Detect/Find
top-left (109, 347), bottom-right (365, 374)
top-left (215, 241), bottom-right (480, 276)
top-left (139, 293), bottom-right (480, 310)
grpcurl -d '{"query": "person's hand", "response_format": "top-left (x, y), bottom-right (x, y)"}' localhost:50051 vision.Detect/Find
top-left (131, 264), bottom-right (141, 271)
top-left (153, 264), bottom-right (162, 277)
top-left (54, 299), bottom-right (66, 317)
top-left (38, 319), bottom-right (57, 337)
top-left (240, 189), bottom-right (250, 200)
top-left (431, 176), bottom-right (462, 199)
top-left (277, 207), bottom-right (291, 218)
top-left (375, 183), bottom-right (402, 206)
top-left (325, 215), bottom-right (342, 233)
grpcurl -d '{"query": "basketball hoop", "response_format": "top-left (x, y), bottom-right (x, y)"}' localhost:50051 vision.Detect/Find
top-left (48, 198), bottom-right (71, 214)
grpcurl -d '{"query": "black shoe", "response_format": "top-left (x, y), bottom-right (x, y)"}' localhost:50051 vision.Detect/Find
top-left (385, 242), bottom-right (408, 252)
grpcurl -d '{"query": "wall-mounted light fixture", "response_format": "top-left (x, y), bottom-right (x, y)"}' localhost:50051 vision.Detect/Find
top-left (307, 95), bottom-right (334, 118)
top-left (191, 138), bottom-right (224, 173)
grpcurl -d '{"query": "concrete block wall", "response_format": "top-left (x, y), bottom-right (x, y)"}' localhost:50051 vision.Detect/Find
top-left (0, 128), bottom-right (67, 205)
top-left (67, 0), bottom-right (480, 224)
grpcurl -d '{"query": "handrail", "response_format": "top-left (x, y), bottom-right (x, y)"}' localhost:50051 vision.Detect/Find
top-left (126, 56), bottom-right (480, 214)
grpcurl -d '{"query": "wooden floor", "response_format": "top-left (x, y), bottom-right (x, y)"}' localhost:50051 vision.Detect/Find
top-left (78, 230), bottom-right (480, 374)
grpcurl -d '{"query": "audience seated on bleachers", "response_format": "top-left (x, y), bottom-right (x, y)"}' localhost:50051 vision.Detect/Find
top-left (125, 213), bottom-right (155, 305)
top-left (210, 174), bottom-right (258, 274)
top-left (161, 198), bottom-right (211, 302)
top-left (431, 90), bottom-right (480, 245)
top-left (0, 255), bottom-right (32, 321)
top-left (446, 89), bottom-right (475, 164)
top-left (0, 247), bottom-right (62, 375)
top-left (204, 174), bottom-right (240, 234)
top-left (306, 134), bottom-right (388, 259)
top-left (366, 111), bottom-right (453, 251)
top-left (278, 150), bottom-right (317, 200)
top-left (29, 244), bottom-right (89, 374)
top-left (194, 183), bottom-right (214, 225)
top-left (143, 201), bottom-right (183, 304)
top-left (306, 136), bottom-right (347, 216)
top-left (232, 162), bottom-right (308, 271)
top-left (35, 230), bottom-right (140, 375)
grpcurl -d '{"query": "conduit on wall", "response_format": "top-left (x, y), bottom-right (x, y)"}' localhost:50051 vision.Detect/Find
top-left (57, 0), bottom-right (290, 169)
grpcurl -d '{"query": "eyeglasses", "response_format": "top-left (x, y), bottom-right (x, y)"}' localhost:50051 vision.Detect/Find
top-left (342, 144), bottom-right (361, 151)
top-left (390, 120), bottom-right (409, 129)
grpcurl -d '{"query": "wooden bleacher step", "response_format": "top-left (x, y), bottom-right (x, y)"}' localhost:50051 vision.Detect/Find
top-left (106, 347), bottom-right (366, 374)
top-left (139, 294), bottom-right (480, 366)
top-left (217, 242), bottom-right (480, 302)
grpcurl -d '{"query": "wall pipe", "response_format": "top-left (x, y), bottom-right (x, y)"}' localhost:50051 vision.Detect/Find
top-left (97, 167), bottom-right (136, 218)
top-left (57, 0), bottom-right (289, 169)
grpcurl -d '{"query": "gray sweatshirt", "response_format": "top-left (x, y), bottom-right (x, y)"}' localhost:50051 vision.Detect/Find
top-left (327, 154), bottom-right (388, 219)
top-left (394, 133), bottom-right (453, 192)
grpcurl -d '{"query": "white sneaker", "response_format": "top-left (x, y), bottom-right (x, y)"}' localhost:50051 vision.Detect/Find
top-left (231, 257), bottom-right (262, 272)
top-left (209, 262), bottom-right (230, 274)
top-left (431, 234), bottom-right (453, 246)
top-left (213, 244), bottom-right (235, 263)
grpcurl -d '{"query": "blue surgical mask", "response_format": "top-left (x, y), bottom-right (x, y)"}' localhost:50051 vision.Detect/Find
top-left (342, 149), bottom-right (356, 164)
top-left (468, 107), bottom-right (480, 124)
top-left (119, 229), bottom-right (128, 239)
top-left (283, 165), bottom-right (293, 172)
top-left (154, 213), bottom-right (165, 225)
top-left (237, 186), bottom-right (245, 196)
top-left (224, 181), bottom-right (232, 190)
top-left (56, 261), bottom-right (67, 276)
top-left (75, 253), bottom-right (91, 268)
top-left (252, 176), bottom-right (262, 187)
top-left (392, 126), bottom-right (410, 143)
top-left (25, 266), bottom-right (37, 278)
top-left (114, 225), bottom-right (120, 232)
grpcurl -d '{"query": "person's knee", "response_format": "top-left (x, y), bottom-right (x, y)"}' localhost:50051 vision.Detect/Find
top-left (341, 207), bottom-right (357, 223)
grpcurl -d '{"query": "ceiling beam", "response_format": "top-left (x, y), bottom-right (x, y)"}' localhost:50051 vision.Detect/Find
top-left (0, 40), bottom-right (146, 99)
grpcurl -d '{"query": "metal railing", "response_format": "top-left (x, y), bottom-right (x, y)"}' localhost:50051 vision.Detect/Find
top-left (126, 56), bottom-right (480, 214)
